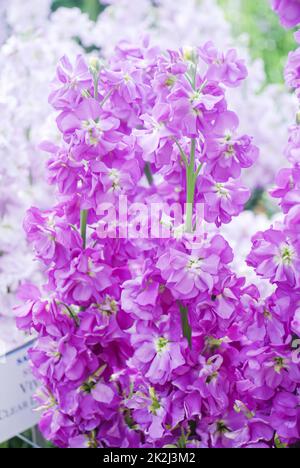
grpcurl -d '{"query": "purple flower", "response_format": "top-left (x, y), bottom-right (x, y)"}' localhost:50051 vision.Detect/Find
top-left (157, 235), bottom-right (233, 299)
top-left (247, 228), bottom-right (300, 288)
top-left (131, 315), bottom-right (186, 385)
top-left (57, 98), bottom-right (121, 153)
top-left (49, 55), bottom-right (92, 110)
top-left (198, 175), bottom-right (250, 226)
top-left (270, 392), bottom-right (300, 440)
top-left (285, 47), bottom-right (300, 90)
top-left (135, 104), bottom-right (175, 165)
top-left (91, 158), bottom-right (141, 200)
top-left (17, 37), bottom-right (299, 449)
top-left (52, 248), bottom-right (114, 306)
top-left (126, 380), bottom-right (168, 441)
top-left (24, 207), bottom-right (83, 268)
top-left (199, 41), bottom-right (248, 87)
top-left (204, 111), bottom-right (259, 182)
top-left (272, 0), bottom-right (300, 29)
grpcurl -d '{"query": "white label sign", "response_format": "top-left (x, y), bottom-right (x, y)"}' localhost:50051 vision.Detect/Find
top-left (0, 339), bottom-right (40, 443)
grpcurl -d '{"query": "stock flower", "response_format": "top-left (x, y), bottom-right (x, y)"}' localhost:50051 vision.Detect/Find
top-left (130, 316), bottom-right (186, 385)
top-left (210, 274), bottom-right (246, 320)
top-left (24, 207), bottom-right (82, 267)
top-left (167, 78), bottom-right (225, 138)
top-left (285, 48), bottom-right (300, 90)
top-left (241, 345), bottom-right (300, 399)
top-left (284, 125), bottom-right (300, 165)
top-left (29, 334), bottom-right (93, 383)
top-left (135, 104), bottom-right (175, 165)
top-left (49, 55), bottom-right (92, 110)
top-left (202, 111), bottom-right (259, 184)
top-left (57, 98), bottom-right (121, 152)
top-left (156, 236), bottom-right (232, 299)
top-left (52, 248), bottom-right (114, 306)
top-left (91, 158), bottom-right (141, 200)
top-left (199, 41), bottom-right (248, 87)
top-left (247, 228), bottom-right (300, 288)
top-left (14, 28), bottom-right (300, 449)
top-left (271, 0), bottom-right (300, 29)
top-left (126, 381), bottom-right (168, 441)
top-left (271, 166), bottom-right (300, 213)
top-left (121, 264), bottom-right (167, 321)
top-left (270, 392), bottom-right (300, 440)
top-left (2, 0), bottom-right (296, 366)
top-left (198, 176), bottom-right (250, 227)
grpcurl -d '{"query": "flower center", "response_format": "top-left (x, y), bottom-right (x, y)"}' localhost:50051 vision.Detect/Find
top-left (165, 75), bottom-right (176, 87)
top-left (97, 295), bottom-right (118, 316)
top-left (274, 357), bottom-right (288, 374)
top-left (123, 73), bottom-right (132, 83)
top-left (278, 243), bottom-right (295, 266)
top-left (224, 145), bottom-right (235, 158)
top-left (205, 336), bottom-right (223, 353)
top-left (263, 308), bottom-right (272, 319)
top-left (215, 183), bottom-right (229, 198)
top-left (82, 119), bottom-right (103, 145)
top-left (206, 371), bottom-right (218, 384)
top-left (69, 75), bottom-right (78, 89)
top-left (216, 420), bottom-right (230, 435)
top-left (109, 169), bottom-right (121, 191)
top-left (149, 387), bottom-right (161, 415)
top-left (190, 90), bottom-right (202, 104)
top-left (87, 258), bottom-right (97, 277)
top-left (155, 336), bottom-right (169, 353)
top-left (224, 131), bottom-right (232, 142)
top-left (186, 256), bottom-right (202, 273)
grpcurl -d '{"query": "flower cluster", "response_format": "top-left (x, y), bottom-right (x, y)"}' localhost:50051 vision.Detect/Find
top-left (16, 35), bottom-right (300, 449)
top-left (252, 1), bottom-right (300, 320)
top-left (1, 0), bottom-right (297, 353)
top-left (0, 0), bottom-right (99, 350)
top-left (245, 5), bottom-right (300, 448)
top-left (96, 0), bottom-right (296, 190)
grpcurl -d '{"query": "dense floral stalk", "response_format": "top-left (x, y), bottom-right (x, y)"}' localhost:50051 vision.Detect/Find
top-left (15, 29), bottom-right (300, 448)
top-left (0, 0), bottom-right (297, 354)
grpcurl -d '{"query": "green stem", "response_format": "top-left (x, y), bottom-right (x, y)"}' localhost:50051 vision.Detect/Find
top-left (185, 138), bottom-right (196, 233)
top-left (93, 76), bottom-right (99, 100)
top-left (174, 139), bottom-right (188, 167)
top-left (100, 88), bottom-right (113, 108)
top-left (144, 162), bottom-right (154, 186)
top-left (80, 209), bottom-right (88, 249)
top-left (178, 302), bottom-right (192, 348)
top-left (62, 303), bottom-right (80, 327)
top-left (80, 65), bottom-right (100, 249)
top-left (83, 0), bottom-right (102, 21)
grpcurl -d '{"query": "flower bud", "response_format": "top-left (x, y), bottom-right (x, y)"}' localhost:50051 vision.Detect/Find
top-left (182, 46), bottom-right (197, 63)
top-left (89, 56), bottom-right (102, 76)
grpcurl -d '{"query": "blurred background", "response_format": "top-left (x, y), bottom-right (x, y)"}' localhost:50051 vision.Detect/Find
top-left (0, 0), bottom-right (297, 448)
top-left (50, 0), bottom-right (295, 84)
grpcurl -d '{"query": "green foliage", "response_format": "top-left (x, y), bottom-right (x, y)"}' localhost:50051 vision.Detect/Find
top-left (0, 429), bottom-right (53, 449)
top-left (218, 0), bottom-right (296, 84)
top-left (52, 0), bottom-right (104, 21)
top-left (0, 430), bottom-right (34, 449)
